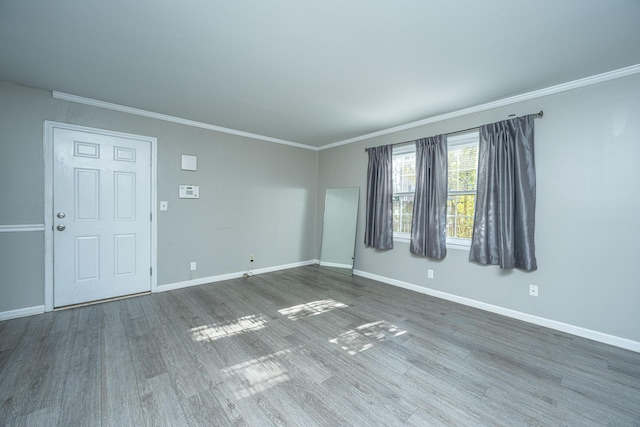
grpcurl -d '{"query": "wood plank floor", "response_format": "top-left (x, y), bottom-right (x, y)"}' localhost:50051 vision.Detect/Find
top-left (1, 265), bottom-right (639, 426)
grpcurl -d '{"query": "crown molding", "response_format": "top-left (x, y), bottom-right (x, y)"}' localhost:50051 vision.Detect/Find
top-left (51, 91), bottom-right (319, 151)
top-left (318, 63), bottom-right (640, 150)
top-left (53, 64), bottom-right (640, 152)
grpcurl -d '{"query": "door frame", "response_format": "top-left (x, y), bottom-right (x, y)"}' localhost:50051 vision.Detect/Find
top-left (43, 121), bottom-right (158, 311)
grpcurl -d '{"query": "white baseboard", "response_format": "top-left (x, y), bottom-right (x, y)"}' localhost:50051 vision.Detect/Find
top-left (0, 305), bottom-right (45, 321)
top-left (158, 259), bottom-right (319, 293)
top-left (353, 269), bottom-right (640, 354)
top-left (0, 261), bottom-right (320, 319)
top-left (319, 261), bottom-right (353, 269)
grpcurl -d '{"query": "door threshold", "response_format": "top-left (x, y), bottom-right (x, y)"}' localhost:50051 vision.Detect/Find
top-left (54, 291), bottom-right (151, 311)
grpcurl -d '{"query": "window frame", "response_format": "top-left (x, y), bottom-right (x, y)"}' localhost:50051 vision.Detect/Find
top-left (391, 143), bottom-right (416, 238)
top-left (445, 130), bottom-right (479, 249)
top-left (391, 130), bottom-right (479, 250)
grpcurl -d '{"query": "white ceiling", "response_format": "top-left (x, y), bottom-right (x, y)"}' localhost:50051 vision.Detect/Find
top-left (1, 0), bottom-right (639, 147)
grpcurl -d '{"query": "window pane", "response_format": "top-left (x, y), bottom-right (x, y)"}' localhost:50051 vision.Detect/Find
top-left (448, 144), bottom-right (478, 192)
top-left (446, 194), bottom-right (476, 239)
top-left (393, 153), bottom-right (416, 193)
top-left (393, 194), bottom-right (413, 234)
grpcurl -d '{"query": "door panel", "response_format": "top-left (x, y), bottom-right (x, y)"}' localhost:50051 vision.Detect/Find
top-left (53, 127), bottom-right (151, 307)
top-left (75, 235), bottom-right (99, 281)
top-left (114, 172), bottom-right (135, 220)
top-left (75, 168), bottom-right (100, 220)
top-left (114, 234), bottom-right (136, 276)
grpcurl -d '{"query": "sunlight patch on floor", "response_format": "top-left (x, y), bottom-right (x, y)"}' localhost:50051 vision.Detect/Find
top-left (329, 320), bottom-right (407, 355)
top-left (278, 299), bottom-right (348, 321)
top-left (190, 314), bottom-right (267, 342)
top-left (221, 349), bottom-right (292, 399)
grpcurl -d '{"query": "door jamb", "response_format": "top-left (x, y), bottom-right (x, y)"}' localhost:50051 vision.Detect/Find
top-left (43, 121), bottom-right (158, 311)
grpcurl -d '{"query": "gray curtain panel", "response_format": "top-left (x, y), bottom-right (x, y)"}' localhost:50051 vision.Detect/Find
top-left (470, 114), bottom-right (537, 270)
top-left (410, 135), bottom-right (448, 259)
top-left (364, 145), bottom-right (394, 249)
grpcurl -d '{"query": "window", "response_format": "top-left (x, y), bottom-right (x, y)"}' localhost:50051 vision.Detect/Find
top-left (392, 131), bottom-right (479, 248)
top-left (392, 145), bottom-right (416, 235)
top-left (446, 131), bottom-right (479, 246)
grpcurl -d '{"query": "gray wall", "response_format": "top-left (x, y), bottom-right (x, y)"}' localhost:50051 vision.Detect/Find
top-left (2, 73), bottom-right (639, 345)
top-left (0, 81), bottom-right (318, 312)
top-left (318, 73), bottom-right (640, 343)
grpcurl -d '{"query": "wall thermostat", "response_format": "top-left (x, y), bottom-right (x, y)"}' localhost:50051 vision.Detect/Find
top-left (179, 185), bottom-right (200, 199)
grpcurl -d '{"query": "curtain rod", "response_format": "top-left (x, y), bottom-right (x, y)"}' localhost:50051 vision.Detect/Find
top-left (364, 111), bottom-right (543, 151)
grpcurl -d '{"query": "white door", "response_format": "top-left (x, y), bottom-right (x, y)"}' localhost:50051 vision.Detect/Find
top-left (53, 127), bottom-right (152, 307)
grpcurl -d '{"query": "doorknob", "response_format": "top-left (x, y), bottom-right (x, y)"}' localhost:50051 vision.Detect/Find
top-left (57, 212), bottom-right (66, 219)
top-left (57, 224), bottom-right (66, 231)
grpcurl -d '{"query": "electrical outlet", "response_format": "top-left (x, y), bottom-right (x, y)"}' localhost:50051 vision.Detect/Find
top-left (190, 262), bottom-right (197, 271)
top-left (529, 284), bottom-right (539, 297)
top-left (250, 255), bottom-right (254, 262)
top-left (427, 269), bottom-right (434, 279)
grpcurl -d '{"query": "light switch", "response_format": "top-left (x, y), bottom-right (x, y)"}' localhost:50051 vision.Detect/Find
top-left (160, 201), bottom-right (168, 211)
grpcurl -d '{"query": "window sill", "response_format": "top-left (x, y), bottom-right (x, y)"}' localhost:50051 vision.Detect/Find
top-left (393, 234), bottom-right (411, 244)
top-left (447, 242), bottom-right (471, 251)
top-left (393, 235), bottom-right (471, 251)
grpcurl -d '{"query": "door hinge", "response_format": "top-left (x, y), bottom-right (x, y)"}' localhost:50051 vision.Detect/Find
top-left (150, 212), bottom-right (152, 221)
top-left (150, 267), bottom-right (153, 276)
